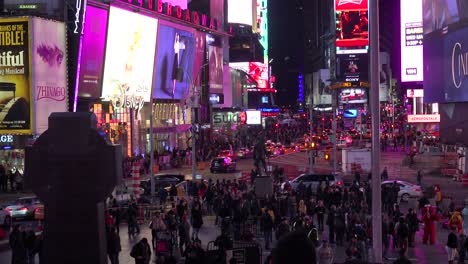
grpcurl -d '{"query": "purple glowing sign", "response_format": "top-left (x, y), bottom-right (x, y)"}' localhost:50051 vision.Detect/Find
top-left (400, 0), bottom-right (423, 82)
top-left (78, 5), bottom-right (108, 99)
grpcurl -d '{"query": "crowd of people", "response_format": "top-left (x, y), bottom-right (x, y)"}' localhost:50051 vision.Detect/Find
top-left (100, 166), bottom-right (468, 264)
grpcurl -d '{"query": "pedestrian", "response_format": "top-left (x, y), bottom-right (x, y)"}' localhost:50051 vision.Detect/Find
top-left (272, 231), bottom-right (316, 264)
top-left (447, 226), bottom-right (458, 264)
top-left (394, 217), bottom-right (409, 250)
top-left (317, 239), bottom-right (334, 264)
top-left (107, 227), bottom-right (121, 264)
top-left (178, 215), bottom-right (191, 255)
top-left (150, 212), bottom-right (166, 249)
top-left (327, 205), bottom-right (336, 244)
top-left (9, 224), bottom-right (27, 264)
top-left (462, 199), bottom-right (468, 236)
top-left (276, 218), bottom-right (290, 241)
top-left (191, 200), bottom-right (203, 240)
top-left (24, 225), bottom-right (36, 264)
top-left (184, 239), bottom-right (206, 264)
top-left (261, 208), bottom-right (274, 250)
top-left (417, 170), bottom-right (423, 187)
top-left (406, 208), bottom-right (419, 248)
top-left (459, 233), bottom-right (467, 264)
top-left (381, 167), bottom-right (389, 181)
top-left (130, 238), bottom-right (151, 264)
top-left (315, 200), bottom-right (326, 231)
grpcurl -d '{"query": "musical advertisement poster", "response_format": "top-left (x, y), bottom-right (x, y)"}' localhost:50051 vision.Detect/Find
top-left (0, 18), bottom-right (32, 134)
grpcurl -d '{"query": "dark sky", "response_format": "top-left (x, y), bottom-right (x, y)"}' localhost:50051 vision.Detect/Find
top-left (269, 0), bottom-right (401, 107)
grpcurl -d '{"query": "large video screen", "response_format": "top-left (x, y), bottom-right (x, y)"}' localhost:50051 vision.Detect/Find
top-left (78, 5), bottom-right (108, 99)
top-left (423, 0), bottom-right (468, 35)
top-left (102, 6), bottom-right (158, 103)
top-left (230, 62), bottom-right (269, 89)
top-left (153, 24), bottom-right (196, 100)
top-left (424, 26), bottom-right (468, 103)
top-left (227, 0), bottom-right (253, 26)
top-left (401, 0), bottom-right (423, 82)
top-left (336, 53), bottom-right (368, 82)
top-left (208, 45), bottom-right (223, 94)
top-left (335, 0), bottom-right (368, 49)
top-left (339, 88), bottom-right (367, 104)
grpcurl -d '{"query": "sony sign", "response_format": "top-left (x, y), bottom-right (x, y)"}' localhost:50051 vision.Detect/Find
top-left (451, 42), bottom-right (468, 89)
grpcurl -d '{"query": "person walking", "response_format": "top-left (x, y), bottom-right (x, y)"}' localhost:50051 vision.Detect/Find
top-left (24, 225), bottom-right (36, 264)
top-left (406, 208), bottom-right (419, 248)
top-left (178, 215), bottom-right (191, 256)
top-left (191, 201), bottom-right (203, 240)
top-left (317, 239), bottom-right (334, 264)
top-left (447, 226), bottom-right (458, 264)
top-left (261, 208), bottom-right (274, 250)
top-left (9, 224), bottom-right (27, 264)
top-left (417, 170), bottom-right (423, 187)
top-left (130, 238), bottom-right (151, 264)
top-left (381, 167), bottom-right (389, 181)
top-left (315, 200), bottom-right (326, 231)
top-left (107, 227), bottom-right (121, 264)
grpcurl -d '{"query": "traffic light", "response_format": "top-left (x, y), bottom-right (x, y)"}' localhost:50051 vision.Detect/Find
top-left (324, 153), bottom-right (329, 160)
top-left (311, 142), bottom-right (316, 148)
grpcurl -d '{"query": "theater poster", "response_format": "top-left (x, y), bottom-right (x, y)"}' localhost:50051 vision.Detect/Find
top-left (32, 18), bottom-right (68, 135)
top-left (0, 18), bottom-right (33, 134)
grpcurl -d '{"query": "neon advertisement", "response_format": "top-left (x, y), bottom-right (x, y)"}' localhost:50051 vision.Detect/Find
top-left (335, 0), bottom-right (368, 11)
top-left (227, 0), bottom-right (253, 26)
top-left (78, 5), bottom-right (108, 99)
top-left (230, 62), bottom-right (270, 89)
top-left (208, 45), bottom-right (223, 94)
top-left (102, 6), bottom-right (158, 104)
top-left (401, 0), bottom-right (423, 82)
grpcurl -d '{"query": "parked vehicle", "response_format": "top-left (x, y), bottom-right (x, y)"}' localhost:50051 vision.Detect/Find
top-left (210, 157), bottom-right (236, 173)
top-left (6, 196), bottom-right (43, 220)
top-left (382, 180), bottom-right (423, 202)
top-left (236, 147), bottom-right (253, 159)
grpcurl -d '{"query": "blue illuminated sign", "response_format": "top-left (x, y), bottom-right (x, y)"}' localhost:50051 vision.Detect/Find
top-left (298, 74), bottom-right (304, 103)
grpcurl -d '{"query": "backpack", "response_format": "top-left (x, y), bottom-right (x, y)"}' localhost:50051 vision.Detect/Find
top-left (396, 222), bottom-right (409, 238)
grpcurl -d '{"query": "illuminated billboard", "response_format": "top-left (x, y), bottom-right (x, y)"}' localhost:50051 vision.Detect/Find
top-left (335, 0), bottom-right (368, 49)
top-left (401, 0), bottom-right (423, 82)
top-left (153, 24), bottom-right (196, 100)
top-left (246, 110), bottom-right (261, 125)
top-left (336, 53), bottom-right (368, 82)
top-left (227, 0), bottom-right (253, 26)
top-left (78, 5), bottom-right (108, 99)
top-left (32, 18), bottom-right (68, 135)
top-left (339, 88), bottom-right (367, 104)
top-left (230, 62), bottom-right (269, 89)
top-left (422, 0), bottom-right (468, 35)
top-left (102, 6), bottom-right (158, 105)
top-left (0, 18), bottom-right (32, 134)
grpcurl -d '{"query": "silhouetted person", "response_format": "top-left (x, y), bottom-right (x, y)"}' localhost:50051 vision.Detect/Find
top-left (272, 231), bottom-right (316, 264)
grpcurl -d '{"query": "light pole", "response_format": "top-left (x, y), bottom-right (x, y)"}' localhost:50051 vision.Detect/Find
top-left (190, 63), bottom-right (209, 180)
top-left (370, 0), bottom-right (382, 263)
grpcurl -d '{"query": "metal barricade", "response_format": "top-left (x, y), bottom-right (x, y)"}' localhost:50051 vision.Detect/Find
top-left (232, 241), bottom-right (262, 264)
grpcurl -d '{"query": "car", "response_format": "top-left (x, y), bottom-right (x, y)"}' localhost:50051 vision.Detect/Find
top-left (236, 148), bottom-right (252, 159)
top-left (210, 157), bottom-right (236, 173)
top-left (285, 173), bottom-right (344, 193)
top-left (6, 196), bottom-right (42, 220)
top-left (0, 206), bottom-right (11, 226)
top-left (140, 173), bottom-right (185, 195)
top-left (275, 144), bottom-right (286, 155)
top-left (218, 150), bottom-right (235, 160)
top-left (382, 180), bottom-right (423, 202)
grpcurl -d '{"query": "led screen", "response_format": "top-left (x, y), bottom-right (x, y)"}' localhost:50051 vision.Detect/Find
top-left (78, 5), bottom-right (108, 99)
top-left (102, 6), bottom-right (158, 103)
top-left (208, 45), bottom-right (223, 94)
top-left (339, 88), bottom-right (367, 104)
top-left (335, 0), bottom-right (368, 49)
top-left (227, 0), bottom-right (253, 26)
top-left (343, 109), bottom-right (358, 118)
top-left (246, 110), bottom-right (261, 125)
top-left (401, 0), bottom-right (423, 82)
top-left (336, 53), bottom-right (368, 82)
top-left (230, 62), bottom-right (269, 89)
top-left (422, 0), bottom-right (468, 34)
top-left (153, 24), bottom-right (196, 100)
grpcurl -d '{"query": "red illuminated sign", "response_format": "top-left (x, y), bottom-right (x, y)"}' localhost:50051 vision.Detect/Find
top-left (240, 112), bottom-right (246, 124)
top-left (407, 114), bottom-right (440, 123)
top-left (335, 0), bottom-right (368, 11)
top-left (117, 0), bottom-right (221, 31)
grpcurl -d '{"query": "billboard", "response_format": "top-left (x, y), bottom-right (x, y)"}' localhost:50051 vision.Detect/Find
top-left (153, 24), bottom-right (195, 100)
top-left (102, 6), bottom-right (158, 105)
top-left (78, 5), bottom-right (108, 99)
top-left (339, 88), bottom-right (367, 104)
top-left (230, 62), bottom-right (269, 89)
top-left (32, 18), bottom-right (68, 135)
top-left (227, 0), bottom-right (253, 26)
top-left (208, 45), bottom-right (223, 94)
top-left (335, 0), bottom-right (368, 49)
top-left (0, 18), bottom-right (32, 134)
top-left (424, 26), bottom-right (468, 103)
top-left (246, 110), bottom-right (261, 125)
top-left (401, 0), bottom-right (423, 82)
top-left (422, 0), bottom-right (468, 35)
top-left (336, 53), bottom-right (368, 82)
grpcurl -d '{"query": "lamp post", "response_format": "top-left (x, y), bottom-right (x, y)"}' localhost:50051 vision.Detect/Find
top-left (190, 63), bottom-right (209, 180)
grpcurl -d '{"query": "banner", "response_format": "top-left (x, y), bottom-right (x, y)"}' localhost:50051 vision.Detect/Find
top-left (0, 18), bottom-right (33, 134)
top-left (78, 5), bottom-right (109, 99)
top-left (32, 18), bottom-right (68, 135)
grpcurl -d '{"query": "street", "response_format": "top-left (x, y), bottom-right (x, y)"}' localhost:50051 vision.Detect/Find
top-left (0, 149), bottom-right (466, 263)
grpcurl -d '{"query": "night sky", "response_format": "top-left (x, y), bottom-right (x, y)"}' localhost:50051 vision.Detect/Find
top-left (269, 0), bottom-right (401, 107)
